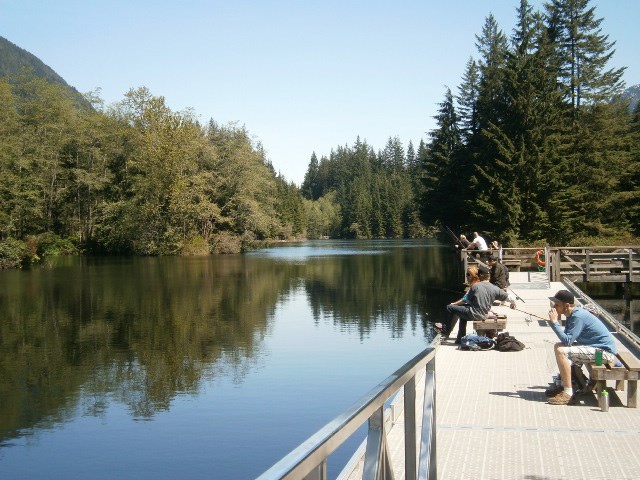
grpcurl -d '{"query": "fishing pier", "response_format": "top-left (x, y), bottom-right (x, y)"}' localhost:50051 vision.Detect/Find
top-left (258, 249), bottom-right (640, 480)
top-left (479, 246), bottom-right (640, 284)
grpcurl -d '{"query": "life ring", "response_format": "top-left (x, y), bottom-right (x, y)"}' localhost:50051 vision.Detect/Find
top-left (535, 249), bottom-right (546, 267)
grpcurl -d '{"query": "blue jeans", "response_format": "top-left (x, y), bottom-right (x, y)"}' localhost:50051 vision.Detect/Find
top-left (445, 304), bottom-right (475, 341)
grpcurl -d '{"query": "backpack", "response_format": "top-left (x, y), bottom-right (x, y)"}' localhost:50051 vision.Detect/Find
top-left (495, 333), bottom-right (525, 352)
top-left (460, 334), bottom-right (496, 351)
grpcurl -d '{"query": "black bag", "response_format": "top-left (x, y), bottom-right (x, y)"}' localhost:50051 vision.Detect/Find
top-left (495, 333), bottom-right (525, 352)
top-left (460, 334), bottom-right (496, 351)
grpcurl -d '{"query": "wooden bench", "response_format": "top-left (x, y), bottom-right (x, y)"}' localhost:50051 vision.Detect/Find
top-left (473, 314), bottom-right (507, 337)
top-left (586, 351), bottom-right (640, 408)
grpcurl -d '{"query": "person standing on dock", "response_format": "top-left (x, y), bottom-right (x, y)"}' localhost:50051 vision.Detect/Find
top-left (487, 255), bottom-right (509, 290)
top-left (546, 290), bottom-right (618, 405)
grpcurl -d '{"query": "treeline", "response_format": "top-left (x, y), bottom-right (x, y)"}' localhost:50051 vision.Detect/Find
top-left (0, 71), bottom-right (306, 265)
top-left (302, 0), bottom-right (640, 245)
top-left (301, 138), bottom-right (424, 239)
top-left (1, 0), bottom-right (639, 267)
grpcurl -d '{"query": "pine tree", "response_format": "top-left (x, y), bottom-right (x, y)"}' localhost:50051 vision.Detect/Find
top-left (301, 152), bottom-right (320, 200)
top-left (457, 57), bottom-right (480, 143)
top-left (466, 14), bottom-right (510, 235)
top-left (546, 0), bottom-right (626, 114)
top-left (421, 88), bottom-right (463, 228)
top-left (543, 0), bottom-right (630, 242)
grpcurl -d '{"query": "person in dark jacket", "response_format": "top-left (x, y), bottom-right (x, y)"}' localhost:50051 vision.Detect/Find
top-left (487, 255), bottom-right (509, 290)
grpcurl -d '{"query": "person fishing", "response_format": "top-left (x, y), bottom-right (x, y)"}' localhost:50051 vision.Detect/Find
top-left (487, 254), bottom-right (509, 290)
top-left (435, 265), bottom-right (516, 344)
top-left (545, 290), bottom-right (618, 405)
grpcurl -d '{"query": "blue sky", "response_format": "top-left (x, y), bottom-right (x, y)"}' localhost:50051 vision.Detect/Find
top-left (1, 0), bottom-right (638, 185)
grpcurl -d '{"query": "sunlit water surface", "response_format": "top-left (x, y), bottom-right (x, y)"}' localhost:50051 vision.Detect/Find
top-left (0, 240), bottom-right (460, 479)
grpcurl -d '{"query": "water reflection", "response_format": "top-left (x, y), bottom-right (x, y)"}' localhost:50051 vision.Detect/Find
top-left (0, 241), bottom-right (459, 478)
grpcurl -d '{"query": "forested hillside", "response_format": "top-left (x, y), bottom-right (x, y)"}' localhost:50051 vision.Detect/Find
top-left (0, 74), bottom-right (305, 266)
top-left (302, 0), bottom-right (640, 246)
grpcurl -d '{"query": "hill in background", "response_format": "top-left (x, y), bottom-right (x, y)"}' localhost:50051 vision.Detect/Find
top-left (623, 84), bottom-right (640, 112)
top-left (0, 35), bottom-right (90, 108)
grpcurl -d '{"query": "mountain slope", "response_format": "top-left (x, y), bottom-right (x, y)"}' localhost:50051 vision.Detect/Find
top-left (0, 35), bottom-right (89, 107)
top-left (622, 84), bottom-right (640, 112)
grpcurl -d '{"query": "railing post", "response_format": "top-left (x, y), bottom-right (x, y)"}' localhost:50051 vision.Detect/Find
top-left (363, 406), bottom-right (394, 480)
top-left (586, 249), bottom-right (591, 283)
top-left (419, 357), bottom-right (437, 480)
top-left (404, 376), bottom-right (417, 480)
top-left (302, 461), bottom-right (326, 480)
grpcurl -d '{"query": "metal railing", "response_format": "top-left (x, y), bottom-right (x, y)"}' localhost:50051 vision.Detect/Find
top-left (256, 342), bottom-right (439, 480)
top-left (564, 278), bottom-right (640, 355)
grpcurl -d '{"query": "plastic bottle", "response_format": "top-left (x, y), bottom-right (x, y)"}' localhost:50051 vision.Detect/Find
top-left (595, 349), bottom-right (603, 366)
top-left (600, 390), bottom-right (609, 412)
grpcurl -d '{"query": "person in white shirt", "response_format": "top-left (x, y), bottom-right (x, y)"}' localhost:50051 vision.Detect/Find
top-left (472, 231), bottom-right (488, 251)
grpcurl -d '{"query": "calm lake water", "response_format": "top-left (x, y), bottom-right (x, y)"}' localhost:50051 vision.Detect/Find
top-left (0, 240), bottom-right (461, 479)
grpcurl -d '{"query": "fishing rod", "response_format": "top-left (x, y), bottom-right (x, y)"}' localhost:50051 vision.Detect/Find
top-left (512, 307), bottom-right (548, 321)
top-left (442, 225), bottom-right (460, 247)
top-left (509, 287), bottom-right (525, 303)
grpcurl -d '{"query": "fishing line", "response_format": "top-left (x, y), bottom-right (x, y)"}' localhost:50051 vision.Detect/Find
top-left (513, 307), bottom-right (548, 321)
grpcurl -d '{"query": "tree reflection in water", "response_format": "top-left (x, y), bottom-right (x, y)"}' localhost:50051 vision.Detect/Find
top-left (0, 241), bottom-right (459, 476)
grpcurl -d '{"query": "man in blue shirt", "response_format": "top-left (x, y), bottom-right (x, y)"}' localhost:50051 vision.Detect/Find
top-left (546, 289), bottom-right (618, 405)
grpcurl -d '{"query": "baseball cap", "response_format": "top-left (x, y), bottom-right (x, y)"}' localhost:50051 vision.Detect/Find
top-left (549, 290), bottom-right (574, 304)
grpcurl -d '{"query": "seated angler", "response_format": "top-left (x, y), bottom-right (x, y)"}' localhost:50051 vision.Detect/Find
top-left (545, 290), bottom-right (618, 405)
top-left (436, 265), bottom-right (516, 344)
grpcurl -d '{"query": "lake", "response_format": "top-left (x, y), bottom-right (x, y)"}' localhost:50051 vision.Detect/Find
top-left (0, 240), bottom-right (461, 479)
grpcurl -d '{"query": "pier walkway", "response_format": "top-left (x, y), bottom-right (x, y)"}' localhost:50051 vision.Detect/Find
top-left (342, 272), bottom-right (640, 480)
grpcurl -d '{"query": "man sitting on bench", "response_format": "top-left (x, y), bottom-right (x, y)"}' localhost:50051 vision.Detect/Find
top-left (546, 290), bottom-right (618, 405)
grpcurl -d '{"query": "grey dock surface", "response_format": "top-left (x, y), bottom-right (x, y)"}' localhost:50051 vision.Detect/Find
top-left (342, 272), bottom-right (640, 480)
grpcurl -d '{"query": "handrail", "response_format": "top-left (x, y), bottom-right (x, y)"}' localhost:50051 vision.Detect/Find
top-left (256, 341), bottom-right (439, 480)
top-left (564, 279), bottom-right (640, 355)
top-left (497, 246), bottom-right (640, 283)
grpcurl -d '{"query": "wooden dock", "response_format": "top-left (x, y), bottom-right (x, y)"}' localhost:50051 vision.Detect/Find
top-left (341, 272), bottom-right (640, 480)
top-left (489, 246), bottom-right (640, 283)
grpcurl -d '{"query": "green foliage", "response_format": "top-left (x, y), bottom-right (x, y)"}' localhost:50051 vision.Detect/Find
top-left (1, 2), bottom-right (638, 257)
top-left (0, 71), bottom-right (307, 261)
top-left (0, 238), bottom-right (32, 268)
top-left (35, 232), bottom-right (78, 256)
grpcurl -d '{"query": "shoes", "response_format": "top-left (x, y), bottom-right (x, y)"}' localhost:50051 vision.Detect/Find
top-left (545, 384), bottom-right (563, 397)
top-left (454, 339), bottom-right (461, 345)
top-left (547, 391), bottom-right (576, 405)
top-left (434, 323), bottom-right (443, 331)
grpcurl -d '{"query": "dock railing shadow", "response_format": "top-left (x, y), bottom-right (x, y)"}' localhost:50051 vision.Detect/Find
top-left (256, 341), bottom-right (439, 480)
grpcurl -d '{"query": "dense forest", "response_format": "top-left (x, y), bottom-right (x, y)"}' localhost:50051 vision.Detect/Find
top-left (301, 0), bottom-right (640, 245)
top-left (1, 0), bottom-right (639, 268)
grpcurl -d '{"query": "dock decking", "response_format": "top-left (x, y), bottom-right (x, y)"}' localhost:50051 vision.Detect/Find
top-left (342, 272), bottom-right (640, 480)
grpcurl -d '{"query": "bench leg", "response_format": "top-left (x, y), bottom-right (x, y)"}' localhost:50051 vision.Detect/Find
top-left (628, 380), bottom-right (637, 408)
top-left (595, 380), bottom-right (606, 397)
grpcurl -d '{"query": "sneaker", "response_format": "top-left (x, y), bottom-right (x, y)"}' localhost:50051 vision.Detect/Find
top-left (548, 391), bottom-right (575, 405)
top-left (545, 384), bottom-right (563, 397)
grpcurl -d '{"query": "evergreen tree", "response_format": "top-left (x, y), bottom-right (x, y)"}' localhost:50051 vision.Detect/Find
top-left (465, 14), bottom-right (510, 235)
top-left (301, 152), bottom-right (320, 200)
top-left (546, 0), bottom-right (626, 114)
top-left (421, 88), bottom-right (462, 228)
top-left (457, 57), bottom-right (480, 143)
